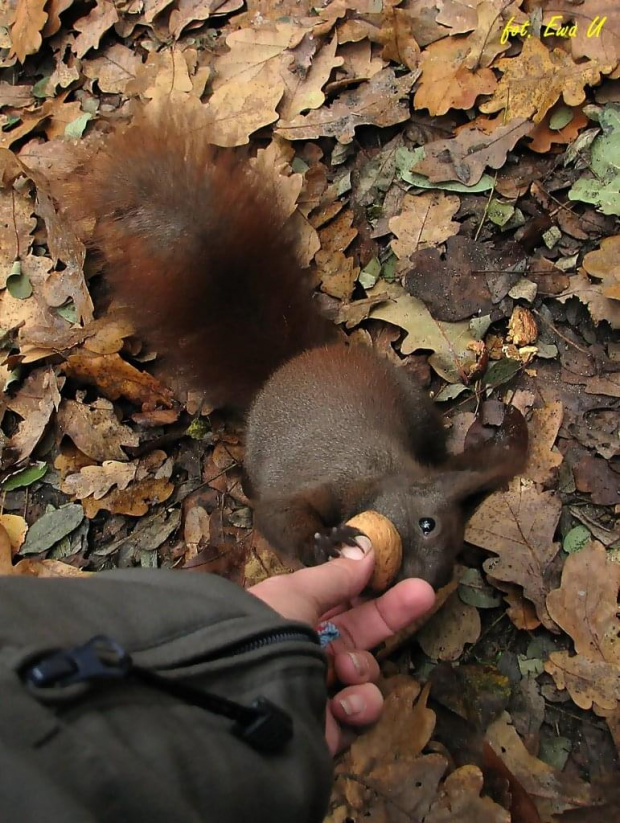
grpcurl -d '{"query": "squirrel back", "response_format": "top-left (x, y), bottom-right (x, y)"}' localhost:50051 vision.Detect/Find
top-left (61, 113), bottom-right (335, 409)
top-left (61, 111), bottom-right (527, 589)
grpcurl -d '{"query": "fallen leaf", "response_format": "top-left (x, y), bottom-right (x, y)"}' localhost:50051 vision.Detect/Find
top-left (417, 590), bottom-right (481, 661)
top-left (573, 456), bottom-right (620, 506)
top-left (56, 398), bottom-right (139, 462)
top-left (582, 234), bottom-right (620, 304)
top-left (280, 34), bottom-right (344, 120)
top-left (545, 540), bottom-right (620, 714)
top-left (9, 0), bottom-right (48, 63)
top-left (538, 1), bottom-right (620, 65)
top-left (523, 402), bottom-right (564, 486)
top-left (72, 0), bottom-right (118, 58)
top-left (20, 503), bottom-right (85, 555)
top-left (425, 764), bottom-right (511, 823)
top-left (369, 284), bottom-right (483, 383)
top-left (277, 68), bottom-right (416, 144)
top-left (527, 106), bottom-right (590, 154)
top-left (466, 481), bottom-right (562, 631)
top-left (480, 37), bottom-right (611, 123)
top-left (0, 514), bottom-right (28, 552)
top-left (82, 43), bottom-right (142, 94)
top-left (82, 476), bottom-right (174, 518)
top-left (61, 461), bottom-right (137, 500)
top-left (5, 367), bottom-right (62, 465)
top-left (486, 713), bottom-right (596, 818)
top-left (62, 352), bottom-right (176, 407)
top-left (414, 34), bottom-right (497, 116)
top-left (390, 191), bottom-right (460, 258)
top-left (558, 269), bottom-right (620, 329)
top-left (413, 118), bottom-right (533, 186)
top-left (568, 105), bottom-right (620, 216)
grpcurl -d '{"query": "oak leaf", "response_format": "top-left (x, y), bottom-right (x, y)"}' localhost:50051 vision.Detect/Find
top-left (537, 0), bottom-right (620, 65)
top-left (545, 541), bottom-right (620, 714)
top-left (480, 36), bottom-right (611, 123)
top-left (522, 401), bottom-right (564, 486)
top-left (389, 191), bottom-right (460, 258)
top-left (413, 117), bottom-right (533, 186)
top-left (369, 284), bottom-right (483, 384)
top-left (57, 398), bottom-right (139, 462)
top-left (417, 590), bottom-right (481, 661)
top-left (277, 68), bottom-right (416, 144)
top-left (414, 35), bottom-right (497, 116)
top-left (73, 0), bottom-right (118, 59)
top-left (465, 481), bottom-right (562, 631)
top-left (9, 0), bottom-right (48, 63)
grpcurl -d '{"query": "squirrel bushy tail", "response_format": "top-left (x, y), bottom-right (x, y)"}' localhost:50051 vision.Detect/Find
top-left (61, 113), bottom-right (335, 409)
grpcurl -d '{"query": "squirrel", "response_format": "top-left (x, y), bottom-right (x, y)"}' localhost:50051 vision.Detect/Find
top-left (60, 110), bottom-right (527, 589)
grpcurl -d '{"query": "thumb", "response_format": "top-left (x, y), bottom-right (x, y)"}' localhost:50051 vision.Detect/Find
top-left (251, 540), bottom-right (375, 625)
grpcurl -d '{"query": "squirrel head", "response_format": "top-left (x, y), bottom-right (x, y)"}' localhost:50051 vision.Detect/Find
top-left (370, 433), bottom-right (527, 590)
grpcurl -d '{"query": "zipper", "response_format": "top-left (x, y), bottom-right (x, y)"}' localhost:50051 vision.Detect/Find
top-left (215, 627), bottom-right (320, 659)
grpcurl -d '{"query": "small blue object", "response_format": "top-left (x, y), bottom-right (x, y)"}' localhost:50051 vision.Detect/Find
top-left (316, 621), bottom-right (340, 648)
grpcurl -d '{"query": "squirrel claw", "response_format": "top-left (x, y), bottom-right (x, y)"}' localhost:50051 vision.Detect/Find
top-left (311, 525), bottom-right (366, 565)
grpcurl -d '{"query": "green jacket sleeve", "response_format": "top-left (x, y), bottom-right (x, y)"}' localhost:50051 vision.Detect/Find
top-left (0, 568), bottom-right (332, 823)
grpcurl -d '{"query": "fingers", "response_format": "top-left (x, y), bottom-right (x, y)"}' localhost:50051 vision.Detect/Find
top-left (326, 683), bottom-right (384, 755)
top-left (249, 545), bottom-right (375, 625)
top-left (330, 577), bottom-right (435, 653)
top-left (332, 650), bottom-right (380, 685)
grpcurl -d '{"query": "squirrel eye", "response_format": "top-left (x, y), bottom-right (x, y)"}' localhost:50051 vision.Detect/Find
top-left (419, 518), bottom-right (436, 535)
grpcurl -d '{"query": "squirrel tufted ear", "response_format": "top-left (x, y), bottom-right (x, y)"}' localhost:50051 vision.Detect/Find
top-left (440, 405), bottom-right (529, 504)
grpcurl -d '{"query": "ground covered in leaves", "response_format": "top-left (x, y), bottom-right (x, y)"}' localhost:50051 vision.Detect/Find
top-left (1, 1), bottom-right (619, 821)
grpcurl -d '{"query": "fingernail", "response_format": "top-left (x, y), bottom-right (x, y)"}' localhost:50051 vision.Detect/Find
top-left (338, 694), bottom-right (365, 716)
top-left (354, 535), bottom-right (372, 553)
top-left (340, 545), bottom-right (365, 560)
top-left (348, 652), bottom-right (365, 677)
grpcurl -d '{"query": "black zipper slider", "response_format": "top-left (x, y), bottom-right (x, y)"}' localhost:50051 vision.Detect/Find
top-left (231, 696), bottom-right (293, 753)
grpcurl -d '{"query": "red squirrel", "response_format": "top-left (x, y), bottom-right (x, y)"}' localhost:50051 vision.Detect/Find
top-left (60, 111), bottom-right (527, 589)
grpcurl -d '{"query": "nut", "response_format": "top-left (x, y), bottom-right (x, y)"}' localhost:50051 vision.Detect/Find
top-left (346, 510), bottom-right (403, 593)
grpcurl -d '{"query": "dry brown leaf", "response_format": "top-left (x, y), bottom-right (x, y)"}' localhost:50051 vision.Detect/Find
top-left (480, 36), bottom-right (611, 123)
top-left (466, 481), bottom-right (562, 631)
top-left (582, 234), bottom-right (620, 303)
top-left (0, 184), bottom-right (36, 265)
top-left (0, 514), bottom-right (28, 553)
top-left (527, 107), bottom-right (590, 154)
top-left (414, 35), bottom-right (497, 116)
top-left (62, 352), bottom-right (176, 407)
top-left (72, 0), bottom-right (118, 58)
top-left (0, 82), bottom-right (33, 108)
top-left (545, 541), bottom-right (620, 714)
top-left (349, 679), bottom-right (433, 770)
top-left (169, 0), bottom-right (243, 40)
top-left (417, 590), bottom-right (481, 661)
top-left (56, 398), bottom-right (139, 462)
top-left (461, 0), bottom-right (528, 68)
top-left (489, 578), bottom-right (541, 631)
top-left (9, 0), bottom-right (48, 63)
top-left (82, 476), bottom-right (174, 518)
top-left (5, 367), bottom-right (62, 465)
top-left (413, 117), bottom-right (533, 186)
top-left (277, 68), bottom-right (415, 144)
top-left (369, 284), bottom-right (482, 384)
top-left (82, 43), bottom-right (142, 94)
top-left (486, 712), bottom-right (597, 818)
top-left (557, 267), bottom-right (620, 329)
top-left (537, 0), bottom-right (620, 66)
top-left (42, 0), bottom-right (75, 37)
top-left (379, 6), bottom-right (421, 71)
top-left (390, 192), bottom-right (460, 258)
top-left (280, 34), bottom-right (344, 120)
top-left (61, 461), bottom-right (137, 500)
top-left (212, 21), bottom-right (306, 90)
top-left (204, 77), bottom-right (283, 147)
top-left (425, 764), bottom-right (510, 823)
top-left (523, 401), bottom-right (564, 485)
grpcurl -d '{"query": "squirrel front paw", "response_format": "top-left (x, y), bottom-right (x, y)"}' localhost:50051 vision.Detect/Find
top-left (309, 525), bottom-right (367, 565)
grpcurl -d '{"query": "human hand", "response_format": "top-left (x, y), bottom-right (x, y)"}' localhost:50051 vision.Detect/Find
top-left (249, 540), bottom-right (435, 755)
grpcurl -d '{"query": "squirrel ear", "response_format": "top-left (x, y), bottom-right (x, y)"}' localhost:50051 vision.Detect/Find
top-left (439, 454), bottom-right (523, 505)
top-left (440, 404), bottom-right (529, 503)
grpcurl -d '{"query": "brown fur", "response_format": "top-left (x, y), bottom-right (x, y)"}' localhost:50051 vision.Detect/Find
top-left (59, 112), bottom-right (527, 589)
